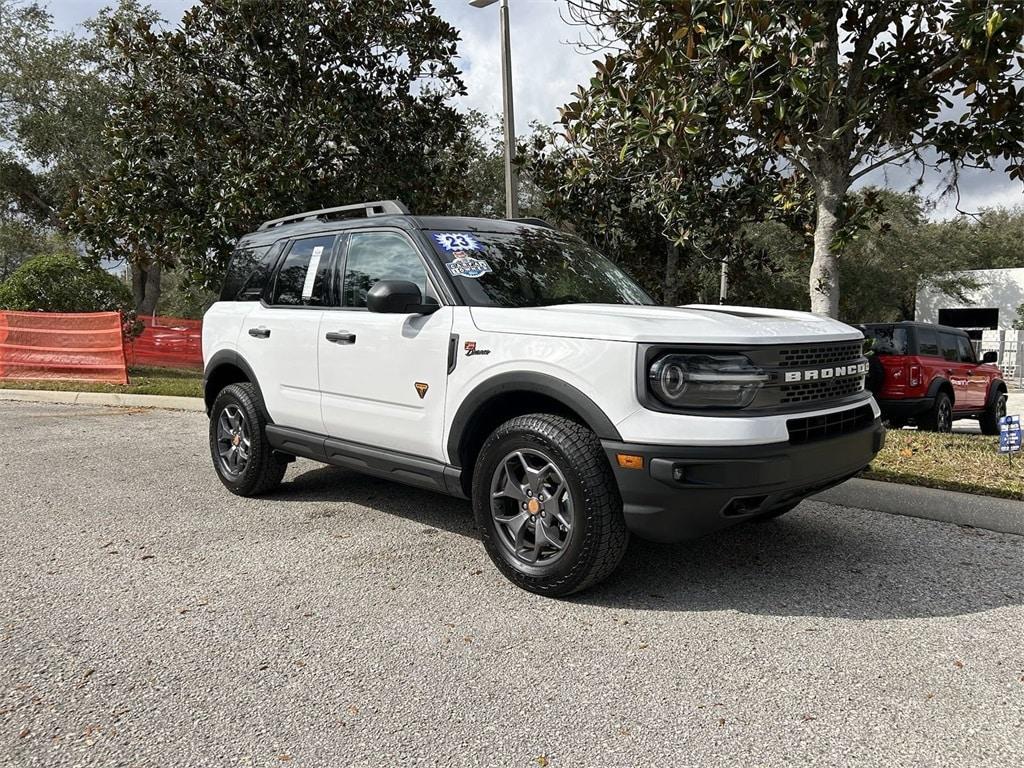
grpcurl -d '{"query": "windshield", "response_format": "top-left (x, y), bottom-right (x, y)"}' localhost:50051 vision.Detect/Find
top-left (426, 228), bottom-right (653, 308)
top-left (861, 325), bottom-right (910, 355)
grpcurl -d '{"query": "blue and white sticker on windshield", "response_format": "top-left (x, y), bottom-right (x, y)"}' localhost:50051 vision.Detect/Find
top-left (433, 232), bottom-right (483, 252)
top-left (446, 251), bottom-right (492, 279)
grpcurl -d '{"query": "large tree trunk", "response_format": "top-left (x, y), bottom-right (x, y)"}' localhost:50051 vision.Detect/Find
top-left (132, 261), bottom-right (162, 317)
top-left (664, 241), bottom-right (680, 305)
top-left (809, 174), bottom-right (848, 318)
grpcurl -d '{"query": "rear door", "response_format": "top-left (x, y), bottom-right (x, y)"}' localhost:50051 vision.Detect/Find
top-left (318, 229), bottom-right (453, 461)
top-left (236, 233), bottom-right (338, 434)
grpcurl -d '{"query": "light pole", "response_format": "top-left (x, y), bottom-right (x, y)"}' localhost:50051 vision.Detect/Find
top-left (469, 0), bottom-right (519, 219)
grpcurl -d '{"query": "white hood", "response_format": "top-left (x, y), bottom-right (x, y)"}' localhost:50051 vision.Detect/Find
top-left (469, 303), bottom-right (862, 345)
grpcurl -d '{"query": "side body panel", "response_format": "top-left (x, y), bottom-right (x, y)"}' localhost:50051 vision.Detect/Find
top-left (234, 303), bottom-right (325, 434)
top-left (319, 307), bottom-right (454, 462)
top-left (202, 302), bottom-right (252, 367)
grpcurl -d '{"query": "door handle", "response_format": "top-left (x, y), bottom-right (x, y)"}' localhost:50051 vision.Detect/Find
top-left (248, 327), bottom-right (271, 339)
top-left (325, 331), bottom-right (357, 345)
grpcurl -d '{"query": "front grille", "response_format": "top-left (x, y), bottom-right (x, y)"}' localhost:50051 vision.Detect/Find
top-left (776, 341), bottom-right (865, 369)
top-left (780, 376), bottom-right (865, 405)
top-left (787, 404), bottom-right (875, 445)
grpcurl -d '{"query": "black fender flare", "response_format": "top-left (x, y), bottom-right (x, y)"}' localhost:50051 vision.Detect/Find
top-left (446, 371), bottom-right (622, 467)
top-left (926, 376), bottom-right (954, 404)
top-left (203, 349), bottom-right (264, 415)
top-left (985, 379), bottom-right (1008, 409)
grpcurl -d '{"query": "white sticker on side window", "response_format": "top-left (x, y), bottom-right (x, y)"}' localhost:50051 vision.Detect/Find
top-left (301, 246), bottom-right (324, 299)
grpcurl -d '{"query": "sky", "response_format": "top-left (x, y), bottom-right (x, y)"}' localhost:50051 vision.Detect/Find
top-left (46, 0), bottom-right (1023, 219)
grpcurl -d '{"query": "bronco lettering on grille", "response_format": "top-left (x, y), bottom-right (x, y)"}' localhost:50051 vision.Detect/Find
top-left (783, 361), bottom-right (869, 383)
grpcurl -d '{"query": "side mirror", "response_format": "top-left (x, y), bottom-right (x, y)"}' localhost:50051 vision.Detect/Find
top-left (366, 280), bottom-right (439, 315)
top-left (982, 351), bottom-right (998, 364)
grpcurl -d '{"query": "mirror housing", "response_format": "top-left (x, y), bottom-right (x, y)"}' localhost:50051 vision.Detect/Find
top-left (366, 280), bottom-right (439, 315)
top-left (982, 351), bottom-right (998, 364)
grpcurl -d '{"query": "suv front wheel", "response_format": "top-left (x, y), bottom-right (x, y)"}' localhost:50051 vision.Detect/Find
top-left (980, 391), bottom-right (1007, 436)
top-left (209, 383), bottom-right (288, 496)
top-left (472, 414), bottom-right (629, 597)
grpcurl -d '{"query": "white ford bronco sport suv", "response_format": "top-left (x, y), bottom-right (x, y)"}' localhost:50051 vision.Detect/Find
top-left (203, 200), bottom-right (885, 596)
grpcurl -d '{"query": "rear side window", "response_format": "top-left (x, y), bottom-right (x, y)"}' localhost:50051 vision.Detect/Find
top-left (916, 328), bottom-right (940, 357)
top-left (221, 245), bottom-right (274, 301)
top-left (270, 235), bottom-right (336, 307)
top-left (939, 332), bottom-right (960, 362)
top-left (862, 326), bottom-right (909, 355)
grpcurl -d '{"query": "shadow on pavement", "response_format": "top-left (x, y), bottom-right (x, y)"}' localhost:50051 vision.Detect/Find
top-left (281, 465), bottom-right (1022, 621)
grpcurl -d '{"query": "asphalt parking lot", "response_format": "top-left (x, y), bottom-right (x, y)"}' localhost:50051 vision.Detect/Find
top-left (1, 402), bottom-right (1022, 767)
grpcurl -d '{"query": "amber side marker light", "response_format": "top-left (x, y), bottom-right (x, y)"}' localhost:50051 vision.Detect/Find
top-left (616, 454), bottom-right (645, 470)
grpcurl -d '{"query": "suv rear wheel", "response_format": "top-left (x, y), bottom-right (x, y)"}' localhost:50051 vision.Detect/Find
top-left (919, 391), bottom-right (953, 433)
top-left (472, 414), bottom-right (629, 597)
top-left (979, 391), bottom-right (1007, 436)
top-left (209, 383), bottom-right (288, 496)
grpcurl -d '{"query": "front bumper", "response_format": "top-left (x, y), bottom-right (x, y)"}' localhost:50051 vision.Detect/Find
top-left (603, 417), bottom-right (885, 542)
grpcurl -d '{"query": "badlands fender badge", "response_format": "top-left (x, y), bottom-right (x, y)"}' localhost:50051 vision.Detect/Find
top-left (464, 341), bottom-right (491, 357)
top-left (414, 382), bottom-right (429, 399)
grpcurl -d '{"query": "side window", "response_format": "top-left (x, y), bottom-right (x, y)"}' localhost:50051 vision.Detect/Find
top-left (221, 245), bottom-right (274, 301)
top-left (956, 335), bottom-right (976, 364)
top-left (341, 232), bottom-right (432, 308)
top-left (939, 332), bottom-right (960, 362)
top-left (270, 235), bottom-right (336, 307)
top-left (916, 328), bottom-right (940, 357)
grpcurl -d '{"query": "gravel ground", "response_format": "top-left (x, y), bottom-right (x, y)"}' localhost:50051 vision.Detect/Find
top-left (1, 401), bottom-right (1022, 768)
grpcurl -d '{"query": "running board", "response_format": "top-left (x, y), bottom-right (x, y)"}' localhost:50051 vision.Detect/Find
top-left (264, 425), bottom-right (466, 498)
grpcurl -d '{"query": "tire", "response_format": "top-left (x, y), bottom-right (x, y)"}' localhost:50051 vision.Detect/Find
top-left (918, 391), bottom-right (953, 433)
top-left (472, 414), bottom-right (629, 597)
top-left (209, 382), bottom-right (288, 496)
top-left (979, 390), bottom-right (1007, 436)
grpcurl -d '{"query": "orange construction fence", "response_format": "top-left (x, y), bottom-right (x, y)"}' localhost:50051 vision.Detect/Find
top-left (126, 315), bottom-right (203, 369)
top-left (0, 311), bottom-right (129, 384)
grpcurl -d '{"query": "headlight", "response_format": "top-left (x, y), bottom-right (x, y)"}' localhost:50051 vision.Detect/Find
top-left (649, 353), bottom-right (769, 409)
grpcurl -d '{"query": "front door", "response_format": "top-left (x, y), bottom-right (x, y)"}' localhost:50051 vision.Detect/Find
top-left (319, 230), bottom-right (453, 462)
top-left (939, 331), bottom-right (976, 411)
top-left (237, 233), bottom-right (337, 434)
top-left (956, 334), bottom-right (988, 410)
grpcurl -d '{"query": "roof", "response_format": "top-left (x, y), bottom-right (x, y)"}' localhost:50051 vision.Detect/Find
top-left (860, 321), bottom-right (969, 335)
top-left (236, 200), bottom-right (553, 249)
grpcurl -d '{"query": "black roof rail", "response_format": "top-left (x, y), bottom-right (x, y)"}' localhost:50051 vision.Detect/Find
top-left (258, 200), bottom-right (410, 231)
top-left (508, 217), bottom-right (553, 229)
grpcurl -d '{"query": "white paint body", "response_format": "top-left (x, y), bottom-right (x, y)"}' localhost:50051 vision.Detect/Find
top-left (205, 300), bottom-right (877, 464)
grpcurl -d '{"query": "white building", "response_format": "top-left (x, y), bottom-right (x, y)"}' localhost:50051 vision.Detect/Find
top-left (916, 267), bottom-right (1024, 334)
top-left (917, 268), bottom-right (1024, 380)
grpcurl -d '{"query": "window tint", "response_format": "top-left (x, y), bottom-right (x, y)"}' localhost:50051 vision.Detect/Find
top-left (221, 245), bottom-right (274, 301)
top-left (956, 335), bottom-right (976, 364)
top-left (939, 332), bottom-right (960, 362)
top-left (916, 327), bottom-right (940, 357)
top-left (862, 326), bottom-right (909, 355)
top-left (341, 232), bottom-right (430, 308)
top-left (270, 235), bottom-right (336, 306)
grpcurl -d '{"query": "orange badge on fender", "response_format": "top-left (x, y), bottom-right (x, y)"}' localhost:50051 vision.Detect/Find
top-left (414, 382), bottom-right (429, 399)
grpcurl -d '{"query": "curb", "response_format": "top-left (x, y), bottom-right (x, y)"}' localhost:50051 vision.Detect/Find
top-left (0, 389), bottom-right (205, 412)
top-left (812, 477), bottom-right (1024, 536)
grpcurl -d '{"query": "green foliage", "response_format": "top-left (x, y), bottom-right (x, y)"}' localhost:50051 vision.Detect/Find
top-left (1013, 304), bottom-right (1024, 331)
top-left (74, 0), bottom-right (473, 290)
top-left (0, 252), bottom-right (133, 314)
top-left (560, 1), bottom-right (1024, 315)
top-left (155, 268), bottom-right (218, 319)
top-left (0, 1), bottom-right (155, 230)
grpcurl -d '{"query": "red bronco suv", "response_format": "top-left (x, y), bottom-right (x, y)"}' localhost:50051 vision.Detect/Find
top-left (859, 322), bottom-right (1006, 433)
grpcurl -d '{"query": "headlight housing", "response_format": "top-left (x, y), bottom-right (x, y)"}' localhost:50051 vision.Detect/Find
top-left (648, 353), bottom-right (769, 410)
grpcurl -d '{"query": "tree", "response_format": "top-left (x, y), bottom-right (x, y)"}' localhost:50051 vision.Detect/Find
top-left (563, 0), bottom-right (1024, 316)
top-left (0, 252), bottom-right (133, 313)
top-left (75, 0), bottom-right (473, 298)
